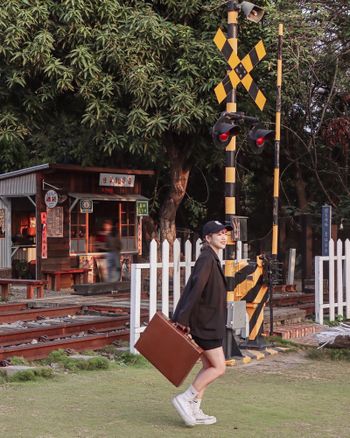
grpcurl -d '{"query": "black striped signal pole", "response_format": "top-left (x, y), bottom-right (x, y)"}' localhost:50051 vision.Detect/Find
top-left (224, 1), bottom-right (238, 298)
top-left (223, 1), bottom-right (239, 358)
top-left (269, 24), bottom-right (284, 335)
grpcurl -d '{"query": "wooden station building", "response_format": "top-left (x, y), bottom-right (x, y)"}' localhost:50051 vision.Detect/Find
top-left (0, 164), bottom-right (154, 285)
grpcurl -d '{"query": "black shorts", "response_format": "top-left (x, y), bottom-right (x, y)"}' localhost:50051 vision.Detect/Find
top-left (191, 336), bottom-right (223, 351)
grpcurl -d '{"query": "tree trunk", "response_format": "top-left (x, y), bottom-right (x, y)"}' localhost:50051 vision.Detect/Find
top-left (159, 143), bottom-right (190, 244)
top-left (294, 161), bottom-right (308, 211)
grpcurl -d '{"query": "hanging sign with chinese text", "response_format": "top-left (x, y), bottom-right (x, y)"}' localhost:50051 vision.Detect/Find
top-left (41, 212), bottom-right (47, 259)
top-left (136, 200), bottom-right (149, 216)
top-left (47, 207), bottom-right (64, 238)
top-left (99, 173), bottom-right (135, 187)
top-left (44, 190), bottom-right (58, 208)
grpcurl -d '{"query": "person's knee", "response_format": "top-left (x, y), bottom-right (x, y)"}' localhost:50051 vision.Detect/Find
top-left (215, 363), bottom-right (226, 377)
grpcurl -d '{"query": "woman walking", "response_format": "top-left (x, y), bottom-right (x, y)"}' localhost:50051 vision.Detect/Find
top-left (171, 220), bottom-right (232, 427)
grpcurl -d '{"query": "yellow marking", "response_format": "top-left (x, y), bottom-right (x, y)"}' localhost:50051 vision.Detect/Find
top-left (241, 73), bottom-right (253, 91)
top-left (214, 82), bottom-right (227, 104)
top-left (225, 259), bottom-right (236, 272)
top-left (227, 291), bottom-right (235, 302)
top-left (272, 225), bottom-right (278, 255)
top-left (253, 285), bottom-right (268, 304)
top-left (213, 28), bottom-right (226, 51)
top-left (232, 260), bottom-right (249, 273)
top-left (241, 55), bottom-right (253, 73)
top-left (228, 69), bottom-right (241, 88)
top-left (279, 23), bottom-right (284, 36)
top-left (241, 356), bottom-right (252, 364)
top-left (226, 136), bottom-right (236, 152)
top-left (228, 10), bottom-right (238, 25)
top-left (249, 310), bottom-right (264, 341)
top-left (225, 359), bottom-right (236, 366)
top-left (227, 52), bottom-right (240, 70)
top-left (275, 112), bottom-right (281, 140)
top-left (225, 167), bottom-right (235, 183)
top-left (274, 168), bottom-right (279, 196)
top-left (255, 40), bottom-right (266, 60)
top-left (226, 102), bottom-right (236, 113)
top-left (232, 264), bottom-right (263, 300)
top-left (277, 60), bottom-right (282, 86)
top-left (246, 349), bottom-right (265, 360)
top-left (255, 90), bottom-right (266, 111)
top-left (225, 197), bottom-right (235, 215)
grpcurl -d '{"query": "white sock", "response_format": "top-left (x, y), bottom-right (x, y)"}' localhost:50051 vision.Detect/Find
top-left (182, 384), bottom-right (198, 400)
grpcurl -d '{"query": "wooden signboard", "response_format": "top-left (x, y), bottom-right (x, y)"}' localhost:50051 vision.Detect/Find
top-left (47, 207), bottom-right (64, 238)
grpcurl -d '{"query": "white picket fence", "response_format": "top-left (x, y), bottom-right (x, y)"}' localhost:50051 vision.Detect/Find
top-left (129, 238), bottom-right (236, 353)
top-left (315, 239), bottom-right (350, 324)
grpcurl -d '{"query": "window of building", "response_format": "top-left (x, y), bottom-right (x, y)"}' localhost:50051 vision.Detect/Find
top-left (70, 200), bottom-right (137, 254)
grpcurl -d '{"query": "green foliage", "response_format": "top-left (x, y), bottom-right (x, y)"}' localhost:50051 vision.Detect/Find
top-left (114, 351), bottom-right (150, 367)
top-left (45, 349), bottom-right (110, 371)
top-left (9, 356), bottom-right (29, 366)
top-left (307, 348), bottom-right (350, 362)
top-left (0, 367), bottom-right (54, 383)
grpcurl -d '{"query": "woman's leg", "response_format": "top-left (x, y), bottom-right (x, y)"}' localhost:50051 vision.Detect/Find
top-left (192, 346), bottom-right (226, 394)
top-left (192, 354), bottom-right (211, 400)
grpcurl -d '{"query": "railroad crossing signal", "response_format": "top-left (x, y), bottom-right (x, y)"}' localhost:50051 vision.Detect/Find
top-left (214, 28), bottom-right (267, 111)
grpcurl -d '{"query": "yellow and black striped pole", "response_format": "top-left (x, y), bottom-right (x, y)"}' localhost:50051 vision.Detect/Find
top-left (223, 1), bottom-right (240, 358)
top-left (269, 24), bottom-right (283, 335)
top-left (224, 1), bottom-right (238, 298)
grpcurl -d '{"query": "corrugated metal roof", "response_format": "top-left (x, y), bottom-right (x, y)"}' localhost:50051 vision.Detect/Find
top-left (0, 164), bottom-right (50, 181)
top-left (0, 173), bottom-right (37, 196)
top-left (0, 163), bottom-right (154, 181)
top-left (69, 192), bottom-right (149, 202)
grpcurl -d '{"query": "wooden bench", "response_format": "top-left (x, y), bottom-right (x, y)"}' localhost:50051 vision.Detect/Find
top-left (0, 279), bottom-right (48, 300)
top-left (42, 268), bottom-right (89, 291)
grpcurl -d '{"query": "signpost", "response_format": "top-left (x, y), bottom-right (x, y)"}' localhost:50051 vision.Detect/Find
top-left (80, 199), bottom-right (93, 214)
top-left (136, 200), bottom-right (149, 217)
top-left (322, 204), bottom-right (332, 256)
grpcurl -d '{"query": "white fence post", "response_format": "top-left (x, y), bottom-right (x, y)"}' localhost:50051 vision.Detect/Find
top-left (161, 240), bottom-right (170, 316)
top-left (314, 238), bottom-right (350, 324)
top-left (149, 239), bottom-right (158, 320)
top-left (130, 263), bottom-right (142, 354)
top-left (336, 239), bottom-right (344, 318)
top-left (185, 240), bottom-right (192, 283)
top-left (315, 256), bottom-right (323, 324)
top-left (328, 239), bottom-right (335, 321)
top-left (173, 239), bottom-right (181, 310)
top-left (345, 239), bottom-right (350, 320)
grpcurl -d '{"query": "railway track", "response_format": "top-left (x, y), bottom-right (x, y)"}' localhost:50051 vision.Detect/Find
top-left (0, 303), bottom-right (147, 361)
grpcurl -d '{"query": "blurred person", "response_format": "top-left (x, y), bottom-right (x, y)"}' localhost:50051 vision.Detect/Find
top-left (96, 220), bottom-right (122, 281)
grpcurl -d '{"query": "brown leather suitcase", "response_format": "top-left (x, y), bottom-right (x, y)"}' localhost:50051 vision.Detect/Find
top-left (134, 311), bottom-right (203, 387)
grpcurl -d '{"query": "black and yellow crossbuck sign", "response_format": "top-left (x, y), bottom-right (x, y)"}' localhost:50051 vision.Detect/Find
top-left (214, 28), bottom-right (267, 111)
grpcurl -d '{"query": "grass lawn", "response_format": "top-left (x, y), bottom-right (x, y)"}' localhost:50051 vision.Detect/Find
top-left (0, 351), bottom-right (349, 438)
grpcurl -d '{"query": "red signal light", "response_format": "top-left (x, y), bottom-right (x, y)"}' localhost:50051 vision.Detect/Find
top-left (256, 137), bottom-right (265, 146)
top-left (219, 132), bottom-right (230, 142)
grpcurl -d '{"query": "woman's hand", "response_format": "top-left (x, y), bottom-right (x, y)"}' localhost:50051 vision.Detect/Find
top-left (174, 322), bottom-right (190, 334)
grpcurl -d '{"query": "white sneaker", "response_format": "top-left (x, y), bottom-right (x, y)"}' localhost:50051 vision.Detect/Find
top-left (193, 406), bottom-right (217, 425)
top-left (172, 394), bottom-right (196, 427)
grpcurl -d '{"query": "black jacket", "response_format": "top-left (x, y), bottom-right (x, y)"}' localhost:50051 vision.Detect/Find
top-left (172, 246), bottom-right (227, 340)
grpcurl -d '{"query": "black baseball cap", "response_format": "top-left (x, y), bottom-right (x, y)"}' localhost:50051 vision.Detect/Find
top-left (202, 220), bottom-right (233, 237)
